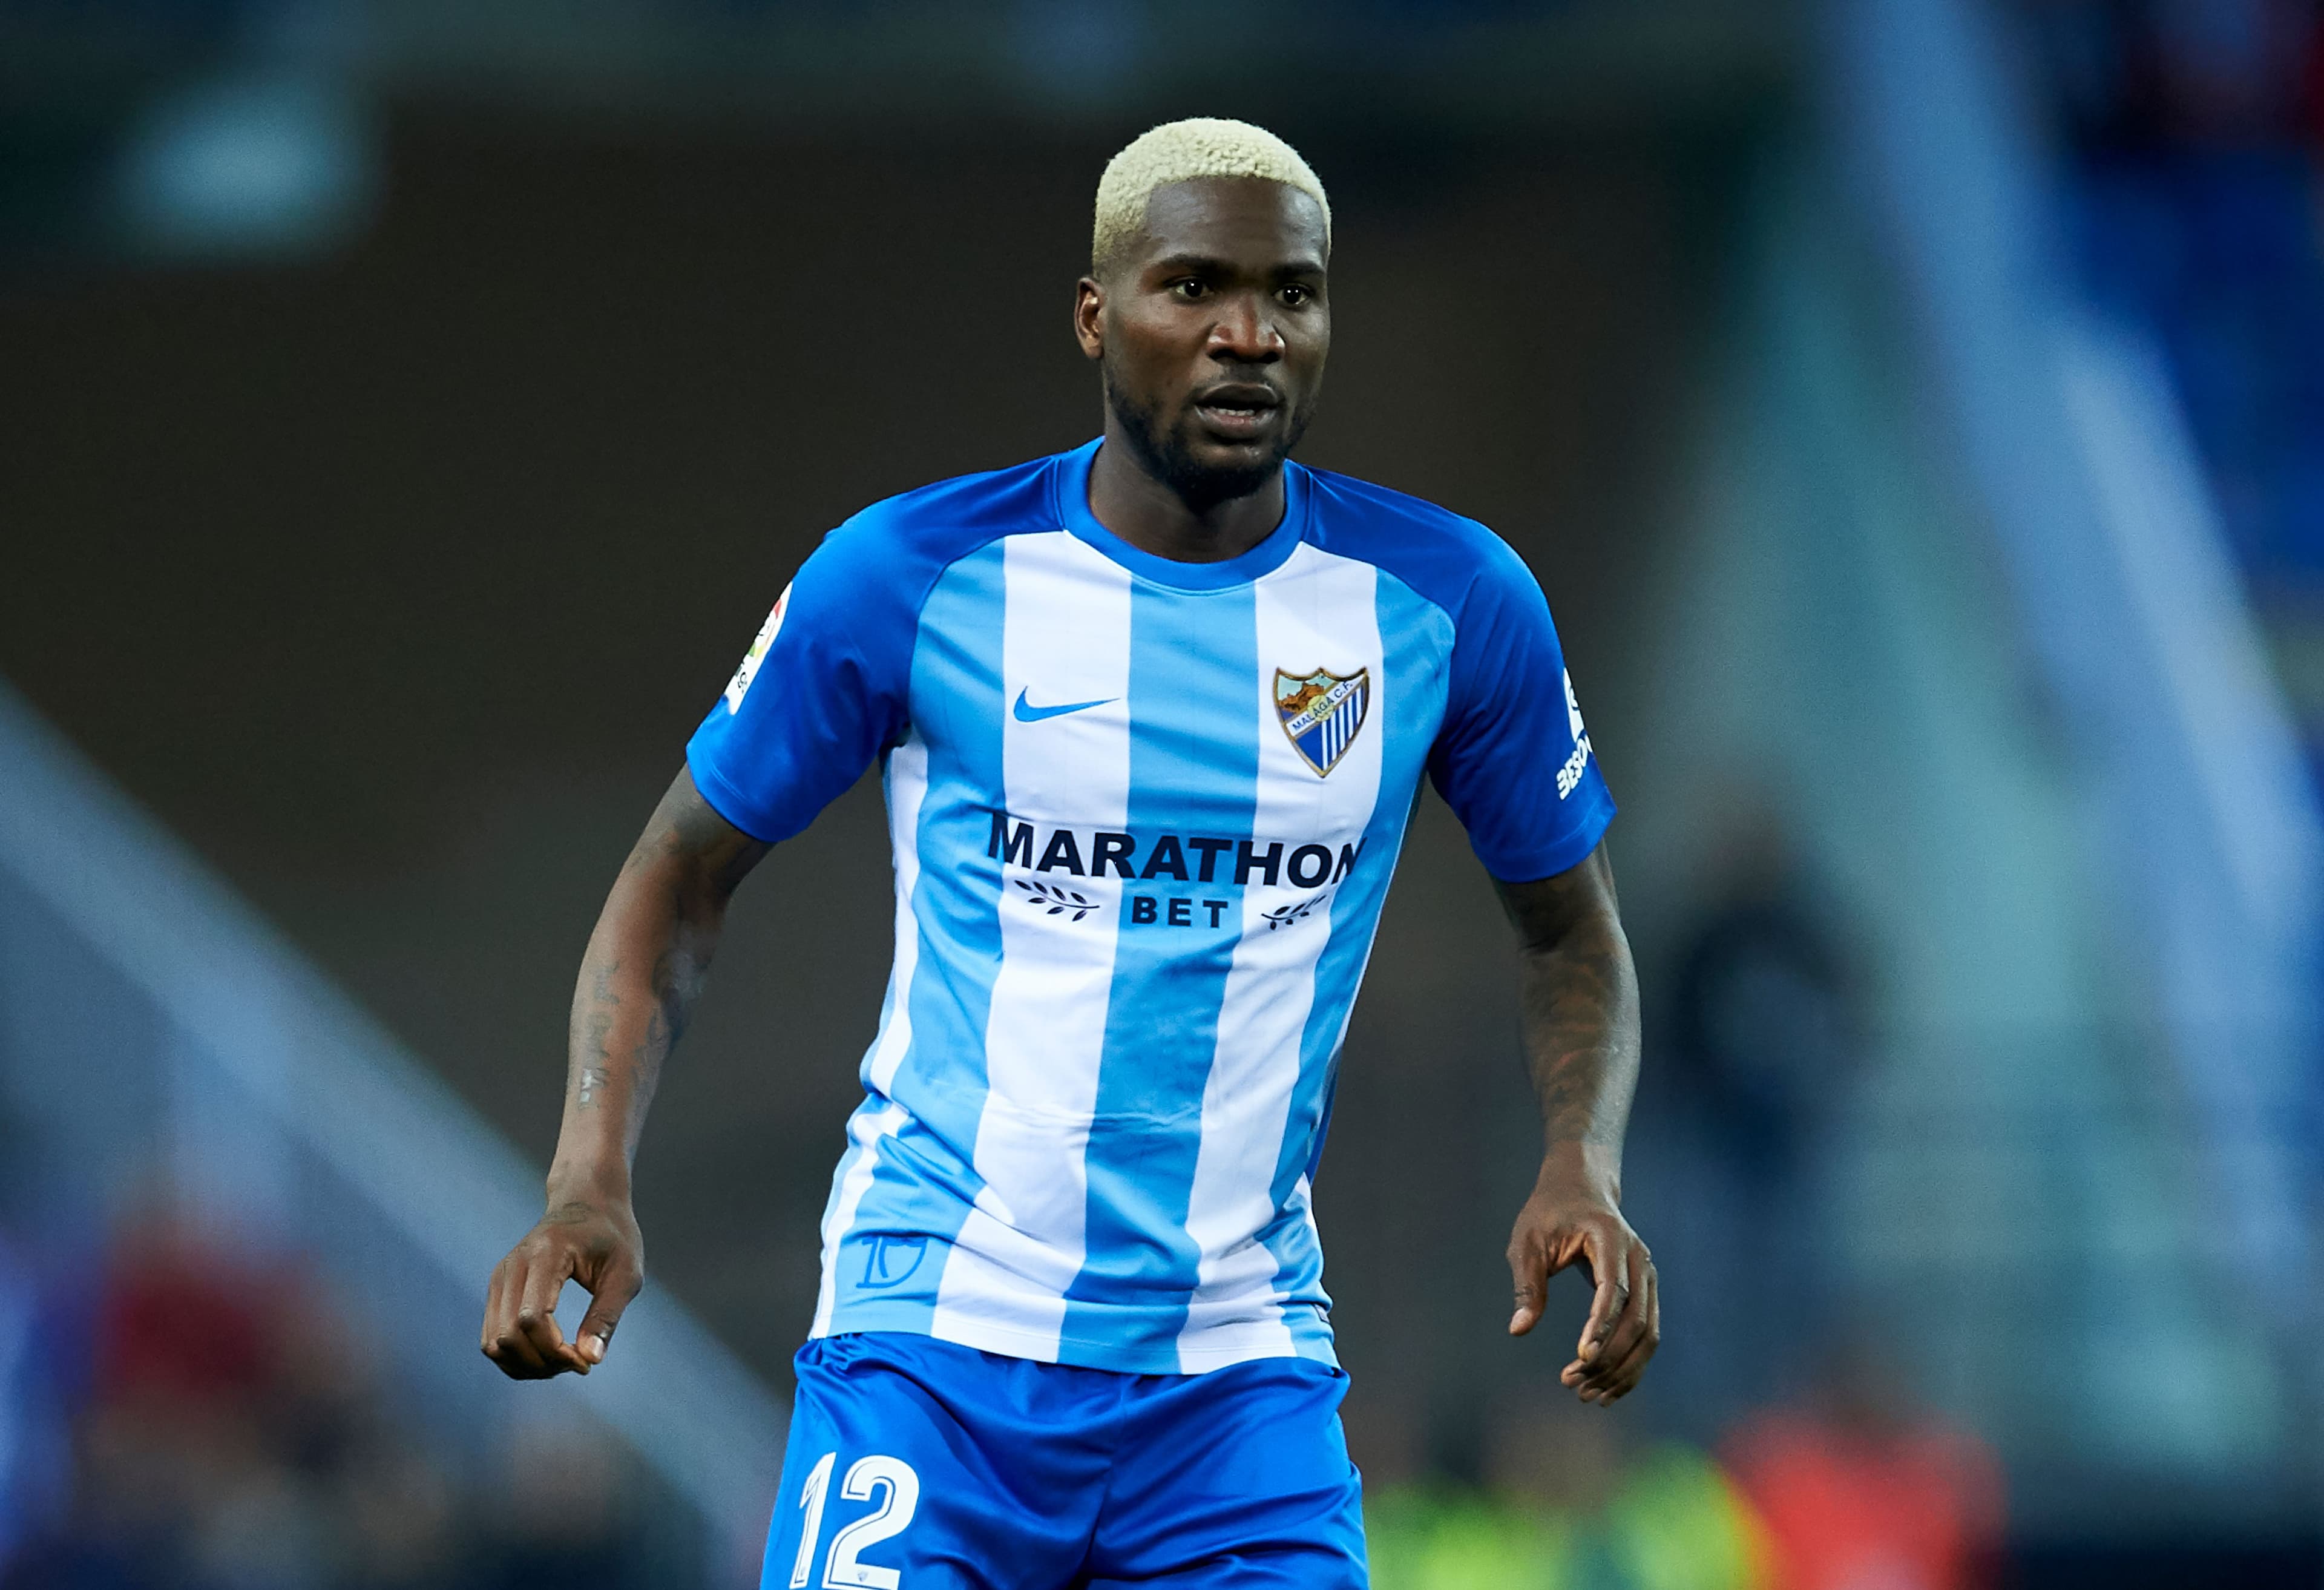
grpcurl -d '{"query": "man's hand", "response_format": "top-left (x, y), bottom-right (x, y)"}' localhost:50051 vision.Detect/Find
top-left (1495, 850), bottom-right (1655, 1405)
top-left (1506, 1154), bottom-right (1659, 1406)
top-left (482, 1197), bottom-right (644, 1379)
top-left (481, 770), bottom-right (759, 1384)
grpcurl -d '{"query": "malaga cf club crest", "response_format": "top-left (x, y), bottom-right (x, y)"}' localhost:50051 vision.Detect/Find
top-left (1275, 666), bottom-right (1371, 777)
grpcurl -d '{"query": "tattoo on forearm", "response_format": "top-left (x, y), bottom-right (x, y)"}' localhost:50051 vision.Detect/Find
top-left (649, 938), bottom-right (708, 1052)
top-left (579, 954), bottom-right (622, 1062)
top-left (1498, 850), bottom-right (1641, 1152)
top-left (562, 774), bottom-right (767, 1158)
top-left (1522, 931), bottom-right (1637, 1145)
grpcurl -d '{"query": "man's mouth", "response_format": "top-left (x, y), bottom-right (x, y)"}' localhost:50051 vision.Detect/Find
top-left (1192, 384), bottom-right (1282, 441)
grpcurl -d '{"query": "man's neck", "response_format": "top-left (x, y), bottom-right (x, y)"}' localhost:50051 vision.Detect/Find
top-left (1086, 425), bottom-right (1285, 566)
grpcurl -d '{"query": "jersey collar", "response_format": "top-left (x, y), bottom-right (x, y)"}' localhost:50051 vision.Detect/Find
top-left (1052, 437), bottom-right (1310, 591)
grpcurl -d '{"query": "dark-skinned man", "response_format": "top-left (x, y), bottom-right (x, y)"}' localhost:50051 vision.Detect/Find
top-left (482, 117), bottom-right (1655, 1589)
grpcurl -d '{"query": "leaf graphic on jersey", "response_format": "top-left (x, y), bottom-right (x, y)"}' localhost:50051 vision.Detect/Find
top-left (1013, 878), bottom-right (1098, 922)
top-left (1261, 892), bottom-right (1330, 931)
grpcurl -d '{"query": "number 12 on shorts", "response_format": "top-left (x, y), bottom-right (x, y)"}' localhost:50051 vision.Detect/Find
top-left (789, 1451), bottom-right (922, 1590)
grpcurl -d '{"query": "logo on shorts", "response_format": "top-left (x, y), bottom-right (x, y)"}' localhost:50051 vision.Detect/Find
top-left (1275, 667), bottom-right (1370, 778)
top-left (723, 583), bottom-right (791, 714)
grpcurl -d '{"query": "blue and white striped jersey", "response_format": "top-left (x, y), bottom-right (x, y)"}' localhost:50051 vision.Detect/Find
top-left (688, 439), bottom-right (1614, 1375)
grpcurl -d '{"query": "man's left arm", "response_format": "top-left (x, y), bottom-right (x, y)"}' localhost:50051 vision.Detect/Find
top-left (1497, 839), bottom-right (1658, 1405)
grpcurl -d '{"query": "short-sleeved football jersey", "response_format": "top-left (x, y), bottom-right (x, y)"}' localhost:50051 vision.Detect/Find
top-left (689, 439), bottom-right (1613, 1375)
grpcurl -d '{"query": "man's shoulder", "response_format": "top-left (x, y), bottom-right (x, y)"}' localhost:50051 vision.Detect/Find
top-left (835, 450), bottom-right (1068, 556)
top-left (1301, 464), bottom-right (1488, 539)
top-left (793, 448), bottom-right (1073, 623)
top-left (1296, 463), bottom-right (1537, 614)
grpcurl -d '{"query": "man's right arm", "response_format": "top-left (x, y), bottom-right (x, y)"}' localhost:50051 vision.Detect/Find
top-left (481, 767), bottom-right (768, 1379)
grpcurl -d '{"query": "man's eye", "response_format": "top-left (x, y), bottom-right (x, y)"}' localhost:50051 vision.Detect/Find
top-left (1279, 284), bottom-right (1313, 307)
top-left (1171, 280), bottom-right (1209, 300)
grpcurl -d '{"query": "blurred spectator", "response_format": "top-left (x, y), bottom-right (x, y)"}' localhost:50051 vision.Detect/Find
top-left (1667, 803), bottom-right (1863, 1186)
top-left (1366, 1381), bottom-right (1771, 1590)
top-left (0, 1204), bottom-right (651, 1590)
top-left (8, 1209), bottom-right (344, 1589)
top-left (1659, 800), bottom-right (1865, 1417)
top-left (0, 1234), bottom-right (71, 1579)
top-left (2021, 1), bottom-right (2324, 646)
top-left (1721, 1328), bottom-right (2004, 1590)
top-left (482, 1418), bottom-right (640, 1590)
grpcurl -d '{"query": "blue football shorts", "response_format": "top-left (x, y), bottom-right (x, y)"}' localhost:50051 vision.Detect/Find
top-left (761, 1332), bottom-right (1368, 1589)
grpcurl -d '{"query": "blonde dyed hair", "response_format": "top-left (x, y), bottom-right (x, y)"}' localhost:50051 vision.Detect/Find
top-left (1091, 117), bottom-right (1330, 277)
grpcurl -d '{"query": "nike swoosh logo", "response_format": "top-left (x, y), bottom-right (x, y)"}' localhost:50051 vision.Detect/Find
top-left (1013, 688), bottom-right (1116, 723)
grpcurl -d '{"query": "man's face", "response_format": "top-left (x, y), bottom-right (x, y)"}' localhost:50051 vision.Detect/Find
top-left (1076, 177), bottom-right (1331, 508)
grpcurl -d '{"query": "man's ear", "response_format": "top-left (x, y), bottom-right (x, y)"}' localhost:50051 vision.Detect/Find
top-left (1073, 277), bottom-right (1105, 361)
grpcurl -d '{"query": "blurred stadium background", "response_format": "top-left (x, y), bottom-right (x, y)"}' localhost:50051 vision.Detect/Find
top-left (4, 0), bottom-right (2322, 1585)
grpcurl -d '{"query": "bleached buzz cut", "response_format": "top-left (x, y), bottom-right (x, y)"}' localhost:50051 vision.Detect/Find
top-left (1091, 117), bottom-right (1331, 277)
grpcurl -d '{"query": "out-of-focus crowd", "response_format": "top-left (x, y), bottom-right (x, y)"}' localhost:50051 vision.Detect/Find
top-left (1359, 809), bottom-right (2005, 1590)
top-left (1357, 1344), bottom-right (2003, 1590)
top-left (2024, 1), bottom-right (2324, 651)
top-left (0, 1203), bottom-right (2001, 1590)
top-left (0, 1210), bottom-right (655, 1590)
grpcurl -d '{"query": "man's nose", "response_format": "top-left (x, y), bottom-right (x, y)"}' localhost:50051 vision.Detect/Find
top-left (1207, 294), bottom-right (1284, 362)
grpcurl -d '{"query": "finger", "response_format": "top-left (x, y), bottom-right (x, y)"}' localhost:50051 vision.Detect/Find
top-left (1582, 1266), bottom-right (1652, 1402)
top-left (1581, 1257), bottom-right (1659, 1402)
top-left (515, 1246), bottom-right (583, 1374)
top-left (1574, 1227), bottom-right (1629, 1365)
top-left (574, 1261), bottom-right (643, 1366)
top-left (1612, 1260), bottom-right (1664, 1400)
top-left (485, 1255), bottom-right (555, 1378)
top-left (1563, 1241), bottom-right (1641, 1395)
top-left (1583, 1244), bottom-right (1651, 1377)
top-left (1508, 1234), bottom-right (1548, 1336)
top-left (481, 1256), bottom-right (511, 1355)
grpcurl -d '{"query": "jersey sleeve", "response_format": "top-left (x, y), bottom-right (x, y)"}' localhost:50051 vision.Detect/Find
top-left (686, 515), bottom-right (917, 843)
top-left (1427, 537), bottom-right (1615, 881)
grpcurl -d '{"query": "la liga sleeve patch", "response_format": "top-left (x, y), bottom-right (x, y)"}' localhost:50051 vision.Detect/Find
top-left (723, 583), bottom-right (792, 714)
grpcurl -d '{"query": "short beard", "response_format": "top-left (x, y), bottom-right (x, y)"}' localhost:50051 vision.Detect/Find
top-left (1102, 362), bottom-right (1313, 516)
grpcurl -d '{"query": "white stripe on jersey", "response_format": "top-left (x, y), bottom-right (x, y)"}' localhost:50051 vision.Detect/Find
top-left (810, 732), bottom-right (930, 1338)
top-left (1176, 544), bottom-right (1385, 1367)
top-left (930, 531), bottom-right (1135, 1359)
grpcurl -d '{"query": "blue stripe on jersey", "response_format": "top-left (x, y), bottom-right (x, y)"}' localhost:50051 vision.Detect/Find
top-left (824, 541), bottom-right (1014, 1335)
top-left (1058, 580), bottom-right (1261, 1369)
top-left (1259, 570), bottom-right (1457, 1356)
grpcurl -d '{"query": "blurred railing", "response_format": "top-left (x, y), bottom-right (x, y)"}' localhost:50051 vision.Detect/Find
top-left (1823, 0), bottom-right (2322, 1325)
top-left (1623, 1040), bottom-right (2322, 1537)
top-left (1619, 19), bottom-right (2324, 1529)
top-left (0, 680), bottom-right (786, 1580)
